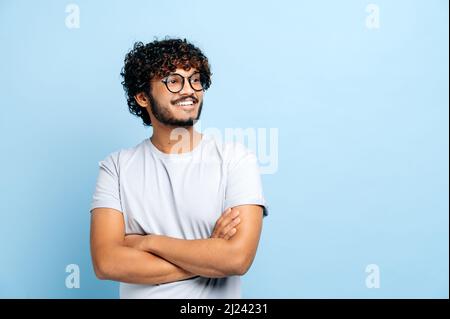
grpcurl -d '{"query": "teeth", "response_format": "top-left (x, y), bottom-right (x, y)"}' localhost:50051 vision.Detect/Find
top-left (176, 100), bottom-right (194, 106)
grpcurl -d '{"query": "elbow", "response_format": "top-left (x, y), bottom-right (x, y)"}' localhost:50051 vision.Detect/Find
top-left (234, 262), bottom-right (250, 276)
top-left (226, 243), bottom-right (256, 276)
top-left (212, 255), bottom-right (249, 277)
top-left (93, 261), bottom-right (109, 280)
top-left (92, 255), bottom-right (113, 280)
top-left (232, 254), bottom-right (253, 276)
top-left (94, 265), bottom-right (109, 280)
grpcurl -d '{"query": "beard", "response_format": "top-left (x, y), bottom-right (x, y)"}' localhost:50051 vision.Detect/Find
top-left (148, 93), bottom-right (203, 127)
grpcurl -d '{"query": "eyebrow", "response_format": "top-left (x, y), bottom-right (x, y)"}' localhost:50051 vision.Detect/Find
top-left (168, 71), bottom-right (199, 77)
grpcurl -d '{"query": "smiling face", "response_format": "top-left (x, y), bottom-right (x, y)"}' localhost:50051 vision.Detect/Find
top-left (143, 68), bottom-right (204, 127)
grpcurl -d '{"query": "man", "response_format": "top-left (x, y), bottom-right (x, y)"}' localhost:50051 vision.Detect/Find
top-left (90, 38), bottom-right (268, 298)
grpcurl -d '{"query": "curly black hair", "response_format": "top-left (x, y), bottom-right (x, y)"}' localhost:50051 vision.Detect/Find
top-left (120, 38), bottom-right (212, 126)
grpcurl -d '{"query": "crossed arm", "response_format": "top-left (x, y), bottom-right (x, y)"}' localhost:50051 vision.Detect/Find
top-left (90, 205), bottom-right (263, 285)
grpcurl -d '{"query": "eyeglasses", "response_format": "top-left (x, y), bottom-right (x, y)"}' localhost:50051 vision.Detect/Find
top-left (160, 72), bottom-right (205, 93)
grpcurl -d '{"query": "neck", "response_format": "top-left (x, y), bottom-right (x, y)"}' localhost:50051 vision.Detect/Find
top-left (150, 123), bottom-right (202, 154)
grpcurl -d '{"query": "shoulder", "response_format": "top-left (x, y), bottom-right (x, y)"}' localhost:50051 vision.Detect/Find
top-left (98, 139), bottom-right (148, 169)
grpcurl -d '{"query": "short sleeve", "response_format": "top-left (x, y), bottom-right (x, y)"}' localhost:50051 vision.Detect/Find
top-left (90, 152), bottom-right (123, 213)
top-left (224, 143), bottom-right (269, 217)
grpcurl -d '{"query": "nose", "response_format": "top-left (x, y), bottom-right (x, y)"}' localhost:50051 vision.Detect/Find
top-left (179, 78), bottom-right (195, 95)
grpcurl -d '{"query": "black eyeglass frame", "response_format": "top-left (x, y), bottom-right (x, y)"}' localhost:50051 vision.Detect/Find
top-left (160, 72), bottom-right (205, 93)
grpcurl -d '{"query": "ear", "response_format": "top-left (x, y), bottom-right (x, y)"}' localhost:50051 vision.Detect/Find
top-left (134, 92), bottom-right (150, 108)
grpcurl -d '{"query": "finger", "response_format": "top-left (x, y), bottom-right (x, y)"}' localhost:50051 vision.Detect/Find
top-left (220, 217), bottom-right (240, 237)
top-left (212, 209), bottom-right (237, 238)
top-left (224, 227), bottom-right (237, 240)
top-left (213, 208), bottom-right (232, 229)
top-left (221, 210), bottom-right (239, 229)
top-left (222, 211), bottom-right (239, 230)
top-left (218, 208), bottom-right (232, 223)
top-left (231, 209), bottom-right (239, 218)
top-left (225, 216), bottom-right (241, 232)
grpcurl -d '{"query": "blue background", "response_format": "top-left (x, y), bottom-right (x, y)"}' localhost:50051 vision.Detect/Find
top-left (0, 0), bottom-right (448, 298)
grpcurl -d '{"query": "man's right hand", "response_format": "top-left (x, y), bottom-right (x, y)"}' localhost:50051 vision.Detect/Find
top-left (210, 208), bottom-right (241, 240)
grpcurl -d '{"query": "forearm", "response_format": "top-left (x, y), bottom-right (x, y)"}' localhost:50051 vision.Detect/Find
top-left (141, 235), bottom-right (242, 278)
top-left (93, 244), bottom-right (198, 285)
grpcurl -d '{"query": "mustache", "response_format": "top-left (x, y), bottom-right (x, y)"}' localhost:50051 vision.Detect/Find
top-left (172, 96), bottom-right (198, 104)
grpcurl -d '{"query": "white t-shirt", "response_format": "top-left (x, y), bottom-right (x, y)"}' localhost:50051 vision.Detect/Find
top-left (90, 135), bottom-right (268, 299)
